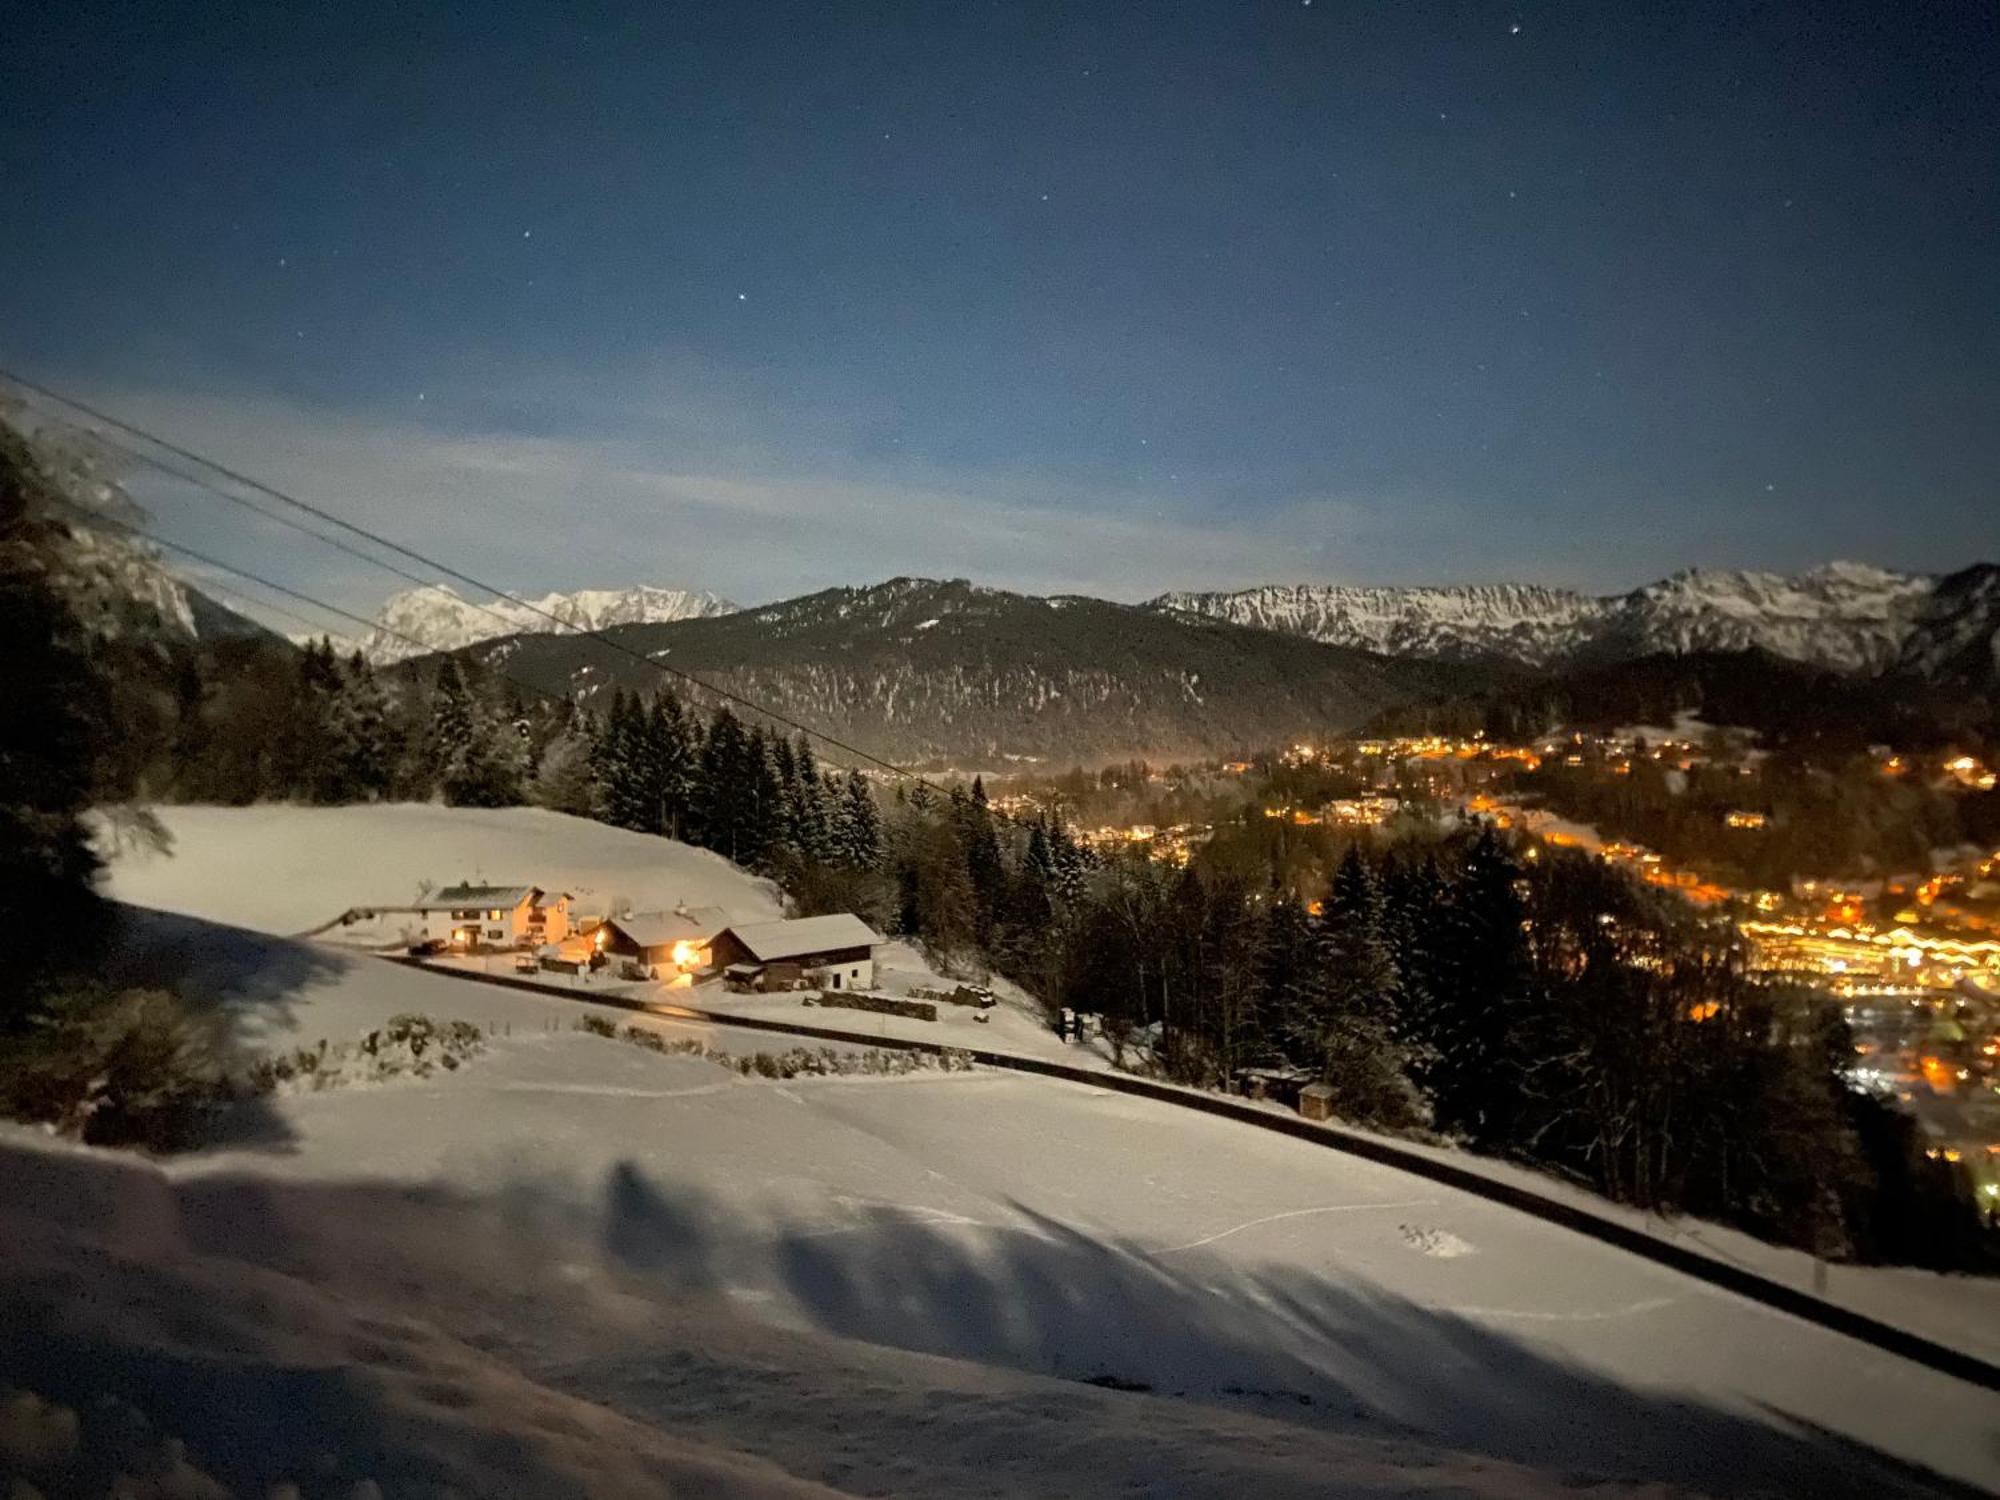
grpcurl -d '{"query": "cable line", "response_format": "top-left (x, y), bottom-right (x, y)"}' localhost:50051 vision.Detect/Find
top-left (2, 370), bottom-right (998, 807)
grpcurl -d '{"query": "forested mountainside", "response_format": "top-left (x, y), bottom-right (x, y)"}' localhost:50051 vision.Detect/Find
top-left (442, 577), bottom-right (1486, 765)
top-left (1366, 648), bottom-right (1996, 749)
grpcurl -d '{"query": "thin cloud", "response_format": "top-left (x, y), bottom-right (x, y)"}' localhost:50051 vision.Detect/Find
top-left (85, 380), bottom-right (1381, 611)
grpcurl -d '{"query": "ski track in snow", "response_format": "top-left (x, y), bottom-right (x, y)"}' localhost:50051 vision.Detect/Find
top-left (1431, 1296), bottom-right (1683, 1324)
top-left (1154, 1199), bottom-right (1443, 1255)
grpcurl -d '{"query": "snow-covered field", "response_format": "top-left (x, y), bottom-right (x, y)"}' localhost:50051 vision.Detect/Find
top-left (104, 803), bottom-right (1094, 1064)
top-left (100, 802), bottom-right (784, 935)
top-left (26, 803), bottom-right (1994, 1496)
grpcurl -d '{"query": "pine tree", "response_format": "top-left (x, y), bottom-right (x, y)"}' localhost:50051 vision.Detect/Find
top-left (769, 732), bottom-right (801, 855)
top-left (649, 691), bottom-right (696, 840)
top-left (1282, 850), bottom-right (1427, 1129)
top-left (1044, 812), bottom-right (1092, 908)
top-left (425, 658), bottom-right (474, 800)
top-left (692, 707), bottom-right (750, 861)
top-left (594, 692), bottom-right (648, 831)
top-left (1252, 896), bottom-right (1311, 1058)
top-left (533, 715), bottom-right (601, 816)
top-left (788, 737), bottom-right (833, 863)
top-left (838, 770), bottom-right (882, 869)
top-left (428, 658), bottom-right (520, 808)
top-left (320, 651), bottom-right (396, 802)
top-left (1382, 853), bottom-right (1448, 1090)
top-left (1431, 828), bottom-right (1532, 1142)
top-left (287, 636), bottom-right (344, 800)
top-left (0, 421), bottom-right (111, 992)
top-left (958, 778), bottom-right (1005, 943)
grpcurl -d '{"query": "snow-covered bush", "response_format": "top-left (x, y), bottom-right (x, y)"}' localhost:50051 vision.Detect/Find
top-left (585, 1024), bottom-right (974, 1080)
top-left (253, 1015), bottom-right (485, 1094)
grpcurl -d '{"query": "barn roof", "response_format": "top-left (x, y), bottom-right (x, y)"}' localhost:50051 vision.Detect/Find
top-left (716, 914), bottom-right (882, 962)
top-left (603, 906), bottom-right (730, 949)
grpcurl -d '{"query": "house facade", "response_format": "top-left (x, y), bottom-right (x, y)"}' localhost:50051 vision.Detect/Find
top-left (417, 885), bottom-right (571, 950)
top-left (709, 914), bottom-right (882, 993)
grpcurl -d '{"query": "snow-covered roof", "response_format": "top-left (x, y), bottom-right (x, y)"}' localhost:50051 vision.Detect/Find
top-left (417, 884), bottom-right (538, 910)
top-left (603, 906), bottom-right (729, 949)
top-left (717, 914), bottom-right (882, 962)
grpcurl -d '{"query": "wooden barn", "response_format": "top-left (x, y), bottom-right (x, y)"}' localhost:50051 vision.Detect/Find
top-left (709, 914), bottom-right (882, 993)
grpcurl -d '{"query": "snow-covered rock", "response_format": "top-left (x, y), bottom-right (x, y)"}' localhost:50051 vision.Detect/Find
top-left (1594, 563), bottom-right (1932, 673)
top-left (361, 582), bottom-right (740, 664)
top-left (1152, 582), bottom-right (1598, 666)
top-left (1891, 563), bottom-right (2000, 691)
top-left (1154, 561), bottom-right (1943, 674)
top-left (56, 523), bottom-right (198, 639)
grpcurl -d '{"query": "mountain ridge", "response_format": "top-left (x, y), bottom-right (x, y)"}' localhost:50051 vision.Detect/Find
top-left (439, 575), bottom-right (1487, 764)
top-left (359, 582), bottom-right (740, 663)
top-left (1152, 561), bottom-right (1955, 675)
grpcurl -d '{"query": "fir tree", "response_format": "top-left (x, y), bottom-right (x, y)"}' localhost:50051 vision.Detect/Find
top-left (287, 636), bottom-right (344, 800)
top-left (838, 769), bottom-right (882, 869)
top-left (533, 715), bottom-right (601, 816)
top-left (788, 737), bottom-right (833, 863)
top-left (595, 692), bottom-right (649, 832)
top-left (648, 691), bottom-right (696, 840)
top-left (1431, 828), bottom-right (1533, 1142)
top-left (320, 651), bottom-right (396, 803)
top-left (957, 778), bottom-right (1005, 944)
top-left (428, 658), bottom-right (520, 808)
top-left (1280, 850), bottom-right (1427, 1129)
top-left (692, 707), bottom-right (752, 861)
top-left (0, 421), bottom-right (111, 992)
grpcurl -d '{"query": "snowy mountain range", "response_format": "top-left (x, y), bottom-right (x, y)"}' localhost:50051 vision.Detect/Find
top-left (356, 583), bottom-right (740, 664)
top-left (1152, 562), bottom-right (1948, 675)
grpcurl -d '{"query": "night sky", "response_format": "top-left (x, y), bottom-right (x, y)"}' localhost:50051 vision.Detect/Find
top-left (4, 1), bottom-right (1995, 614)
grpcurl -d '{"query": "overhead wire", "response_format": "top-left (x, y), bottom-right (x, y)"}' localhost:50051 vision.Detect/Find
top-left (1, 368), bottom-right (1000, 808)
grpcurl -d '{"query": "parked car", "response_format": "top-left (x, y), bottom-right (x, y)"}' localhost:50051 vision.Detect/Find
top-left (406, 938), bottom-right (445, 957)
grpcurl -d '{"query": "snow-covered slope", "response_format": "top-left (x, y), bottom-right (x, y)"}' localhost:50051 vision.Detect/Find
top-left (27, 923), bottom-right (2000, 1495)
top-left (360, 582), bottom-right (739, 663)
top-left (99, 803), bottom-right (782, 934)
top-left (1155, 562), bottom-right (1941, 674)
top-left (1595, 562), bottom-right (1932, 673)
top-left (64, 801), bottom-right (2000, 1495)
top-left (1892, 562), bottom-right (2000, 691)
